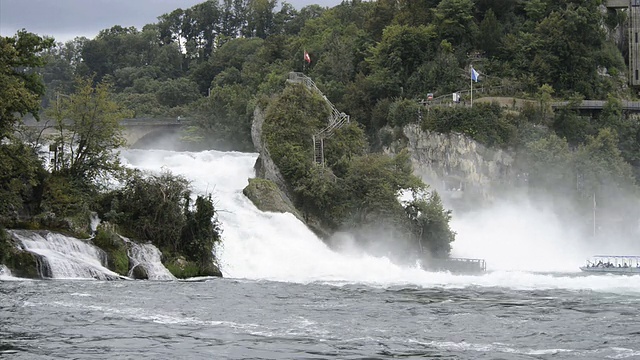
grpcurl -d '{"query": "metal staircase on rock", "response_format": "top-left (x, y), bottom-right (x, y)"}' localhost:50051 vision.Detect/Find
top-left (287, 72), bottom-right (350, 166)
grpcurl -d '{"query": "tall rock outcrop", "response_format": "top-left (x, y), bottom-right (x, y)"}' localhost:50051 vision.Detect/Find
top-left (387, 124), bottom-right (522, 209)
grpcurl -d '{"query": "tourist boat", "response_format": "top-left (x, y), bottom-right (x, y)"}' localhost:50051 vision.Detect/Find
top-left (424, 257), bottom-right (487, 274)
top-left (580, 255), bottom-right (640, 274)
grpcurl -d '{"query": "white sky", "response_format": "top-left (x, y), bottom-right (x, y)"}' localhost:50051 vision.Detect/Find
top-left (0, 0), bottom-right (342, 43)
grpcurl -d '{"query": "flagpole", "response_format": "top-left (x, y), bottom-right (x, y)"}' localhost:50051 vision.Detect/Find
top-left (593, 193), bottom-right (596, 238)
top-left (470, 65), bottom-right (473, 107)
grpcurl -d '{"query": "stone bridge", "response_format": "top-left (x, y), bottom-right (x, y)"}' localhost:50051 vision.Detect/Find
top-left (119, 118), bottom-right (192, 147)
top-left (24, 117), bottom-right (192, 148)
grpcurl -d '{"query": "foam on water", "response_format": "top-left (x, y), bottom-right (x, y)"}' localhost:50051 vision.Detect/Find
top-left (0, 264), bottom-right (17, 280)
top-left (120, 149), bottom-right (640, 294)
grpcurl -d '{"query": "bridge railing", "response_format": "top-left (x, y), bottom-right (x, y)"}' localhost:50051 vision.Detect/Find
top-left (23, 117), bottom-right (193, 128)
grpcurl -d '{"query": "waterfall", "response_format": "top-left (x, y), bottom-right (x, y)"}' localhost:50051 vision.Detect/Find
top-left (127, 242), bottom-right (176, 280)
top-left (10, 230), bottom-right (123, 280)
top-left (120, 149), bottom-right (430, 284)
top-left (90, 212), bottom-right (101, 234)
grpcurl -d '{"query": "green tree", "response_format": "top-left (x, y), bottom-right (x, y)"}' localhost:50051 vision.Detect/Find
top-left (575, 128), bottom-right (635, 196)
top-left (522, 134), bottom-right (573, 191)
top-left (433, 0), bottom-right (478, 52)
top-left (155, 78), bottom-right (202, 108)
top-left (104, 170), bottom-right (190, 252)
top-left (404, 191), bottom-right (455, 258)
top-left (341, 150), bottom-right (424, 225)
top-left (368, 24), bottom-right (438, 96)
top-left (0, 31), bottom-right (52, 223)
top-left (49, 77), bottom-right (130, 183)
top-left (478, 9), bottom-right (503, 57)
top-left (0, 31), bottom-right (54, 139)
top-left (188, 83), bottom-right (253, 151)
top-left (181, 194), bottom-right (222, 267)
top-left (244, 0), bottom-right (277, 39)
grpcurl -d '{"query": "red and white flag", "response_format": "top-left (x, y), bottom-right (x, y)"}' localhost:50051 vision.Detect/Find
top-left (304, 51), bottom-right (311, 64)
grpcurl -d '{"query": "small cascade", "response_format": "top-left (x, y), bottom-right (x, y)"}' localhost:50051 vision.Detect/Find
top-left (90, 212), bottom-right (101, 235)
top-left (0, 264), bottom-right (12, 278)
top-left (10, 230), bottom-right (122, 280)
top-left (127, 243), bottom-right (175, 280)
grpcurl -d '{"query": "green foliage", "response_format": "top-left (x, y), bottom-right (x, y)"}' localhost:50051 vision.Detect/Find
top-left (340, 150), bottom-right (424, 225)
top-left (574, 128), bottom-right (635, 196)
top-left (16, 0), bottom-right (640, 257)
top-left (433, 0), bottom-right (478, 53)
top-left (552, 108), bottom-right (593, 146)
top-left (4, 249), bottom-right (40, 278)
top-left (521, 134), bottom-right (573, 191)
top-left (181, 195), bottom-right (222, 267)
top-left (155, 78), bottom-right (202, 108)
top-left (40, 173), bottom-right (92, 220)
top-left (262, 83), bottom-right (454, 254)
top-left (404, 191), bottom-right (454, 258)
top-left (92, 225), bottom-right (129, 275)
top-left (104, 170), bottom-right (190, 252)
top-left (100, 169), bottom-right (222, 274)
top-left (263, 84), bottom-right (328, 181)
top-left (478, 9), bottom-right (502, 57)
top-left (368, 24), bottom-right (438, 98)
top-left (388, 98), bottom-right (422, 127)
top-left (422, 102), bottom-right (517, 147)
top-left (48, 77), bottom-right (130, 183)
top-left (0, 31), bottom-right (54, 139)
top-left (188, 84), bottom-right (254, 151)
top-left (0, 142), bottom-right (45, 223)
top-left (0, 227), bottom-right (10, 265)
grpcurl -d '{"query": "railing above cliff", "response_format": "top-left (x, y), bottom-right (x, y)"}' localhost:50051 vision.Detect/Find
top-left (287, 72), bottom-right (350, 166)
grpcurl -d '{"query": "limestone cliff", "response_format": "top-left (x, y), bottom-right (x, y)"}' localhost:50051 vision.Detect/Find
top-left (251, 107), bottom-right (295, 204)
top-left (387, 124), bottom-right (521, 208)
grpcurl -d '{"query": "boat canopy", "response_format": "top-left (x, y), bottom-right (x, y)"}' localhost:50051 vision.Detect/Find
top-left (585, 255), bottom-right (640, 268)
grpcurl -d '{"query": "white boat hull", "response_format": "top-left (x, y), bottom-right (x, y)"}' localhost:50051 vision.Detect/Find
top-left (580, 266), bottom-right (640, 275)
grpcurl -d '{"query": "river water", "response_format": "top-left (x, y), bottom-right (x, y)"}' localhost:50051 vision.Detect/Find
top-left (2, 149), bottom-right (640, 359)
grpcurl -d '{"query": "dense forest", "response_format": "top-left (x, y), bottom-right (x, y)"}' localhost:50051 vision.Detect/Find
top-left (2, 0), bottom-right (640, 275)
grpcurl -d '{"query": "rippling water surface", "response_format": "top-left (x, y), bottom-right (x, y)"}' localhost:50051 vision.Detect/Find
top-left (2, 276), bottom-right (640, 359)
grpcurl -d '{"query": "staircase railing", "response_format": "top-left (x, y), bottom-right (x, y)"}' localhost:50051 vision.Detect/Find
top-left (288, 72), bottom-right (350, 166)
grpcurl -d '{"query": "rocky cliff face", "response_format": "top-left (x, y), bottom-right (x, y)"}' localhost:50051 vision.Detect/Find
top-left (251, 107), bottom-right (296, 204)
top-left (249, 107), bottom-right (331, 238)
top-left (388, 124), bottom-right (520, 208)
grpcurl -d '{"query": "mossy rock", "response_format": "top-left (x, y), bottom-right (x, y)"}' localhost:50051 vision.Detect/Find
top-left (5, 249), bottom-right (40, 279)
top-left (10, 213), bottom-right (91, 239)
top-left (164, 256), bottom-right (222, 279)
top-left (130, 264), bottom-right (148, 280)
top-left (243, 178), bottom-right (301, 217)
top-left (91, 226), bottom-right (129, 276)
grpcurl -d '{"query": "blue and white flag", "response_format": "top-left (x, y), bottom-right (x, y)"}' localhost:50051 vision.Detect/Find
top-left (471, 67), bottom-right (479, 82)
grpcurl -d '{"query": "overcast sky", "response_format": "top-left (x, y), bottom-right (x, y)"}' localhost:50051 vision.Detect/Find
top-left (0, 0), bottom-right (342, 43)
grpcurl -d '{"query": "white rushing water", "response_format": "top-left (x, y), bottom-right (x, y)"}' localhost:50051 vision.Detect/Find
top-left (127, 242), bottom-right (176, 280)
top-left (0, 264), bottom-right (13, 279)
top-left (10, 230), bottom-right (121, 280)
top-left (119, 149), bottom-right (640, 294)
